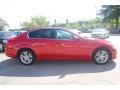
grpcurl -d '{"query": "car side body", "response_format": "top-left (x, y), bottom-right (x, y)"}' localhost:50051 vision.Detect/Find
top-left (5, 27), bottom-right (116, 65)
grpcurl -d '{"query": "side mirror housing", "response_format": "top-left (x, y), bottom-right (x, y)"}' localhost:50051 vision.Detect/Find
top-left (73, 35), bottom-right (80, 40)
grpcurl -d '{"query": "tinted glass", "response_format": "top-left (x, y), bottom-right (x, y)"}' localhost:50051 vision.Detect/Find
top-left (29, 29), bottom-right (56, 39)
top-left (56, 30), bottom-right (73, 39)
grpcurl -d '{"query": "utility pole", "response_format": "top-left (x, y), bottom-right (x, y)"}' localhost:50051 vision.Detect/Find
top-left (20, 21), bottom-right (22, 31)
top-left (66, 19), bottom-right (69, 24)
top-left (95, 5), bottom-right (97, 19)
top-left (95, 5), bottom-right (97, 29)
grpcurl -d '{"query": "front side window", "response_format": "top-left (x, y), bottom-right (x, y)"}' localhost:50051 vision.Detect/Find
top-left (56, 30), bottom-right (73, 40)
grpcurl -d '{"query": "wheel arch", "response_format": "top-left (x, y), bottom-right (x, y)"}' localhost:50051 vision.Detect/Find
top-left (17, 47), bottom-right (36, 59)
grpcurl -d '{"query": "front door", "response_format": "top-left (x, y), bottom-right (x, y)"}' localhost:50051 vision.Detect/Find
top-left (54, 29), bottom-right (84, 60)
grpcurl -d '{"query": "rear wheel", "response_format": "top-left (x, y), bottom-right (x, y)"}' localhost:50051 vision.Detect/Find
top-left (18, 49), bottom-right (35, 65)
top-left (92, 48), bottom-right (111, 65)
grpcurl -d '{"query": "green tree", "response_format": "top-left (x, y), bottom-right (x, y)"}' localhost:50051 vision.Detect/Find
top-left (55, 17), bottom-right (103, 30)
top-left (99, 5), bottom-right (120, 29)
top-left (31, 16), bottom-right (48, 27)
top-left (0, 18), bottom-right (9, 31)
top-left (22, 16), bottom-right (48, 29)
top-left (87, 17), bottom-right (103, 29)
top-left (22, 22), bottom-right (35, 29)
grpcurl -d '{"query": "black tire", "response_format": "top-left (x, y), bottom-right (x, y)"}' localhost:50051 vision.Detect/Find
top-left (92, 48), bottom-right (111, 65)
top-left (18, 49), bottom-right (35, 65)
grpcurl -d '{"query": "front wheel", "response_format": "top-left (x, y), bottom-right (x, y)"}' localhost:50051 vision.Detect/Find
top-left (18, 49), bottom-right (35, 65)
top-left (92, 48), bottom-right (111, 65)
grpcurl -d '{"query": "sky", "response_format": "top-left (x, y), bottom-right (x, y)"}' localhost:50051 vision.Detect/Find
top-left (0, 0), bottom-right (119, 29)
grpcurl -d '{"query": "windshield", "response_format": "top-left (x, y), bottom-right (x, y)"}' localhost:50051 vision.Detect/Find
top-left (68, 29), bottom-right (81, 35)
top-left (0, 32), bottom-right (17, 39)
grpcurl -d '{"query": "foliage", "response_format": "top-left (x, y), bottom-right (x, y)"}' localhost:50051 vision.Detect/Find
top-left (22, 16), bottom-right (48, 29)
top-left (54, 17), bottom-right (103, 30)
top-left (0, 18), bottom-right (9, 31)
top-left (99, 5), bottom-right (120, 29)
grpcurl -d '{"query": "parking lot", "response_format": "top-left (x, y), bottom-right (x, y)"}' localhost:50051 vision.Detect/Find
top-left (0, 34), bottom-right (120, 85)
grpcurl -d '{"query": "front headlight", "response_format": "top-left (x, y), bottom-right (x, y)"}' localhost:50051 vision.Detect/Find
top-left (3, 40), bottom-right (8, 43)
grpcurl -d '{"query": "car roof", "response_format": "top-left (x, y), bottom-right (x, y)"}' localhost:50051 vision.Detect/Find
top-left (29, 27), bottom-right (65, 31)
top-left (27, 27), bottom-right (77, 35)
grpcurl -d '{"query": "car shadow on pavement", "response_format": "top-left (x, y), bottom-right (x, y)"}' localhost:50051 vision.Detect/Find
top-left (0, 58), bottom-right (116, 77)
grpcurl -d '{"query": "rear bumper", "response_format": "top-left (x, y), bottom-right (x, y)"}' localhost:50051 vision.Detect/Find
top-left (5, 47), bottom-right (17, 58)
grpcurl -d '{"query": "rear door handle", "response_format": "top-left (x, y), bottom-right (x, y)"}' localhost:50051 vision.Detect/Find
top-left (33, 43), bottom-right (45, 48)
top-left (56, 44), bottom-right (64, 46)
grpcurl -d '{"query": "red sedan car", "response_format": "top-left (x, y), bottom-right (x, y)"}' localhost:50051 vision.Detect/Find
top-left (5, 27), bottom-right (117, 65)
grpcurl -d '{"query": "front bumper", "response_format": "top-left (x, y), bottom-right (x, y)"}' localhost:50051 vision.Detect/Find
top-left (111, 48), bottom-right (117, 60)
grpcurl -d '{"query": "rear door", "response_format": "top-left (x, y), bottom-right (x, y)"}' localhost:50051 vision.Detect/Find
top-left (28, 29), bottom-right (67, 60)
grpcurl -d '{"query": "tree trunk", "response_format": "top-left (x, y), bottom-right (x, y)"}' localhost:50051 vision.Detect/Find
top-left (115, 16), bottom-right (119, 30)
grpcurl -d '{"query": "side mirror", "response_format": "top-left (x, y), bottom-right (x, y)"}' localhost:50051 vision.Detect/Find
top-left (73, 35), bottom-right (80, 40)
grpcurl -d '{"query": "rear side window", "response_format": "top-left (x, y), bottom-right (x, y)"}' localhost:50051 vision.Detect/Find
top-left (28, 29), bottom-right (56, 39)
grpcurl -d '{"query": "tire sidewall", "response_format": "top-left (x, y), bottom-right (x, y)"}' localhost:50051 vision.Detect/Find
top-left (18, 50), bottom-right (35, 65)
top-left (93, 48), bottom-right (111, 65)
